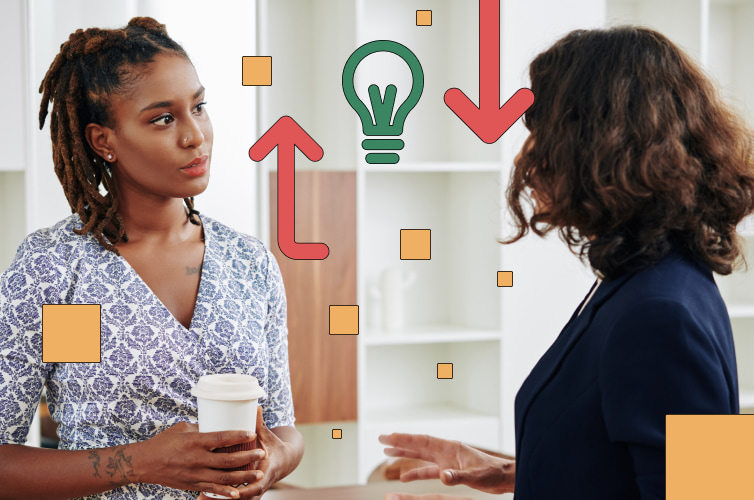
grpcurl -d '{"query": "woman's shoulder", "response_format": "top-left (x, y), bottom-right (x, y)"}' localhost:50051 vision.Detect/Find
top-left (625, 250), bottom-right (718, 302)
top-left (200, 215), bottom-right (266, 253)
top-left (602, 250), bottom-right (729, 332)
top-left (10, 214), bottom-right (90, 265)
top-left (1, 215), bottom-right (88, 302)
top-left (24, 214), bottom-right (84, 245)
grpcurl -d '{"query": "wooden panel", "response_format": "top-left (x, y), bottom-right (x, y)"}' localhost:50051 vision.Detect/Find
top-left (270, 171), bottom-right (357, 423)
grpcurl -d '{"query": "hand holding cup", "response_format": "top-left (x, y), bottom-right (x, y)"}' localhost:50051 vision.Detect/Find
top-left (191, 373), bottom-right (267, 499)
top-left (135, 421), bottom-right (262, 499)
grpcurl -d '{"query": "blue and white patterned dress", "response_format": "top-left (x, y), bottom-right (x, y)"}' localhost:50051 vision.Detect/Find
top-left (0, 213), bottom-right (295, 499)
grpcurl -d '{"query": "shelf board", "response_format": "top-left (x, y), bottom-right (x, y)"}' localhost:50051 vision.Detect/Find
top-left (361, 325), bottom-right (502, 346)
top-left (710, 0), bottom-right (754, 6)
top-left (363, 161), bottom-right (502, 173)
top-left (727, 303), bottom-right (754, 319)
top-left (361, 403), bottom-right (499, 427)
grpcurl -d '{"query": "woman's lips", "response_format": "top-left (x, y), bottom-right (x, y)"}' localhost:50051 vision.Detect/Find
top-left (181, 155), bottom-right (209, 177)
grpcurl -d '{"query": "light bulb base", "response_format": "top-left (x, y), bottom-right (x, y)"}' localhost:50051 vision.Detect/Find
top-left (362, 138), bottom-right (404, 165)
top-left (365, 152), bottom-right (400, 164)
top-left (362, 138), bottom-right (404, 151)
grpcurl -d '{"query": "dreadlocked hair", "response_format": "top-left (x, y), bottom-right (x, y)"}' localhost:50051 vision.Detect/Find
top-left (38, 16), bottom-right (201, 255)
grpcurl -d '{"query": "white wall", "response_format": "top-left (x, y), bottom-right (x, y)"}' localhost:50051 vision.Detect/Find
top-left (28, 0), bottom-right (259, 237)
top-left (498, 0), bottom-right (605, 453)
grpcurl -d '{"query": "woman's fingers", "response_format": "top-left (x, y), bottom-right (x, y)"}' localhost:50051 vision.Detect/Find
top-left (202, 429), bottom-right (257, 451)
top-left (379, 433), bottom-right (437, 449)
top-left (380, 433), bottom-right (454, 463)
top-left (235, 476), bottom-right (271, 498)
top-left (197, 467), bottom-right (261, 486)
top-left (206, 449), bottom-right (265, 470)
top-left (399, 464), bottom-right (441, 482)
top-left (223, 406), bottom-right (281, 498)
top-left (442, 463), bottom-right (516, 495)
top-left (196, 481), bottom-right (241, 499)
top-left (383, 447), bottom-right (424, 460)
top-left (253, 405), bottom-right (277, 454)
top-left (440, 468), bottom-right (475, 486)
top-left (195, 468), bottom-right (264, 499)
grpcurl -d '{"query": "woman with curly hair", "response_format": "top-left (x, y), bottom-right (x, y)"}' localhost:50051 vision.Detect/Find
top-left (0, 17), bottom-right (302, 499)
top-left (380, 26), bottom-right (754, 500)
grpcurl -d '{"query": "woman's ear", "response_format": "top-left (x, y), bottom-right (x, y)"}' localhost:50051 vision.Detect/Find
top-left (85, 123), bottom-right (116, 162)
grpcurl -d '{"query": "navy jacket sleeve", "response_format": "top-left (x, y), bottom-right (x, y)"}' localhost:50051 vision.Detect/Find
top-left (599, 297), bottom-right (738, 499)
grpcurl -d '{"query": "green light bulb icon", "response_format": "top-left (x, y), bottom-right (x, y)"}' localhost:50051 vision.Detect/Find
top-left (343, 40), bottom-right (424, 165)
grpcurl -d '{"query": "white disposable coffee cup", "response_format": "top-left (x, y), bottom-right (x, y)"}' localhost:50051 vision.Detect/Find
top-left (191, 373), bottom-right (266, 499)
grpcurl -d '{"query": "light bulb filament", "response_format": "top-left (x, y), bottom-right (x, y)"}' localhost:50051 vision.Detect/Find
top-left (368, 84), bottom-right (398, 130)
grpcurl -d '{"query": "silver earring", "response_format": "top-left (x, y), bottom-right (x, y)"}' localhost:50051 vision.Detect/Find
top-left (107, 154), bottom-right (113, 161)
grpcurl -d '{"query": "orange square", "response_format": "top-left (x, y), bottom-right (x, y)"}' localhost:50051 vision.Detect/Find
top-left (332, 429), bottom-right (342, 439)
top-left (42, 304), bottom-right (101, 363)
top-left (416, 10), bottom-right (432, 26)
top-left (242, 56), bottom-right (272, 86)
top-left (329, 305), bottom-right (359, 335)
top-left (497, 271), bottom-right (513, 287)
top-left (667, 415), bottom-right (754, 499)
top-left (437, 363), bottom-right (453, 379)
top-left (400, 229), bottom-right (431, 260)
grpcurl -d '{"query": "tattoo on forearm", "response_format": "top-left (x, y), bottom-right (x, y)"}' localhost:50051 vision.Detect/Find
top-left (88, 449), bottom-right (102, 479)
top-left (185, 266), bottom-right (200, 275)
top-left (89, 445), bottom-right (135, 485)
top-left (105, 445), bottom-right (135, 484)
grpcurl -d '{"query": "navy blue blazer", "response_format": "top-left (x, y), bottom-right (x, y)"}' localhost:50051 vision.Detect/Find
top-left (514, 251), bottom-right (739, 499)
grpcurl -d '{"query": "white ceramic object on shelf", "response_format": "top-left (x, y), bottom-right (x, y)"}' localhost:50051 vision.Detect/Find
top-left (370, 267), bottom-right (416, 332)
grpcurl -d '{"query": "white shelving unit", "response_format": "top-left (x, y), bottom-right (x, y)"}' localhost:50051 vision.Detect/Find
top-left (607, 0), bottom-right (754, 413)
top-left (357, 163), bottom-right (505, 481)
top-left (258, 0), bottom-right (602, 486)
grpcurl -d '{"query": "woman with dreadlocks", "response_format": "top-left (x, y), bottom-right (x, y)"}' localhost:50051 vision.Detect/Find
top-left (0, 17), bottom-right (302, 499)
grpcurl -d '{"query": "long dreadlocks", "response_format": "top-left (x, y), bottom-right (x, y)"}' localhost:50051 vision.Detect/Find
top-left (38, 16), bottom-right (201, 255)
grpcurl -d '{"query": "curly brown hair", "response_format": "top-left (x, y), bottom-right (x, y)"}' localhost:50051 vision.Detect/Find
top-left (38, 17), bottom-right (201, 255)
top-left (504, 26), bottom-right (754, 279)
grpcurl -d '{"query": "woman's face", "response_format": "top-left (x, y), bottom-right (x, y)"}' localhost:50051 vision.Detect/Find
top-left (105, 52), bottom-right (213, 201)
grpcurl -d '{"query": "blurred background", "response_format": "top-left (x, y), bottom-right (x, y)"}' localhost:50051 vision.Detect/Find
top-left (1, 0), bottom-right (753, 488)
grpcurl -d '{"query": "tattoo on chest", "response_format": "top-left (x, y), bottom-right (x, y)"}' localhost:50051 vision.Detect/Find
top-left (185, 266), bottom-right (201, 276)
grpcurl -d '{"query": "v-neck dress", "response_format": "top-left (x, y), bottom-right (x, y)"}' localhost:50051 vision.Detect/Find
top-left (0, 213), bottom-right (294, 499)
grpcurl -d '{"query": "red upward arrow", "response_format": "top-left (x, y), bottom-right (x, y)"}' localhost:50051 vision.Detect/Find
top-left (444, 0), bottom-right (534, 144)
top-left (249, 116), bottom-right (329, 260)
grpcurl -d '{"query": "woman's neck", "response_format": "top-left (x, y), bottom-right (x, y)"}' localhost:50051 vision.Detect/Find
top-left (116, 195), bottom-right (198, 246)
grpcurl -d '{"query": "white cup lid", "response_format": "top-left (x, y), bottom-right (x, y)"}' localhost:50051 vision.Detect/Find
top-left (190, 373), bottom-right (266, 401)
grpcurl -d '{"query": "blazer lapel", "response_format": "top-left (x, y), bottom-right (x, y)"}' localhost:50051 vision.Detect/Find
top-left (514, 273), bottom-right (633, 457)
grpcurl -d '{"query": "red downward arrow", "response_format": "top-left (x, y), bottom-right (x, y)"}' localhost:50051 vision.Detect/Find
top-left (249, 116), bottom-right (329, 260)
top-left (444, 0), bottom-right (534, 144)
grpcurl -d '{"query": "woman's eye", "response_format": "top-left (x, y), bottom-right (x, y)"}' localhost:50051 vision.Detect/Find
top-left (152, 114), bottom-right (174, 126)
top-left (195, 101), bottom-right (207, 113)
